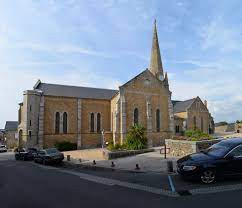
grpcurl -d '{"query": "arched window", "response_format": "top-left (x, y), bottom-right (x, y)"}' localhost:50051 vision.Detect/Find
top-left (134, 108), bottom-right (139, 125)
top-left (90, 113), bottom-right (95, 132)
top-left (156, 109), bottom-right (160, 132)
top-left (55, 112), bottom-right (60, 134)
top-left (201, 117), bottom-right (204, 132)
top-left (97, 113), bottom-right (101, 132)
top-left (63, 112), bottom-right (68, 134)
top-left (193, 116), bottom-right (196, 130)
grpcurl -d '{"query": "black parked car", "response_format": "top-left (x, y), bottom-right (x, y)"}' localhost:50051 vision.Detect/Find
top-left (177, 138), bottom-right (242, 184)
top-left (15, 148), bottom-right (38, 161)
top-left (34, 148), bottom-right (64, 165)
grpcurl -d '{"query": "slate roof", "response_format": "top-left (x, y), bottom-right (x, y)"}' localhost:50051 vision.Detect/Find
top-left (172, 98), bottom-right (196, 113)
top-left (35, 82), bottom-right (118, 100)
top-left (4, 121), bottom-right (18, 131)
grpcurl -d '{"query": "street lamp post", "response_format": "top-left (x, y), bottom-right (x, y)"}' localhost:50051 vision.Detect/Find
top-left (101, 129), bottom-right (105, 148)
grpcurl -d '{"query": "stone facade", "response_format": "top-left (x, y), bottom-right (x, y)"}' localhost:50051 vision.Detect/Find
top-left (165, 139), bottom-right (221, 157)
top-left (0, 130), bottom-right (4, 143)
top-left (173, 97), bottom-right (214, 135)
top-left (4, 130), bottom-right (18, 148)
top-left (4, 121), bottom-right (18, 148)
top-left (215, 122), bottom-right (242, 134)
top-left (117, 70), bottom-right (172, 147)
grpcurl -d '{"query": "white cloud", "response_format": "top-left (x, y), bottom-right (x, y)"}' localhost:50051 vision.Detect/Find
top-left (0, 66), bottom-right (121, 128)
top-left (167, 16), bottom-right (242, 123)
top-left (16, 42), bottom-right (114, 58)
top-left (199, 17), bottom-right (242, 52)
top-left (170, 61), bottom-right (242, 123)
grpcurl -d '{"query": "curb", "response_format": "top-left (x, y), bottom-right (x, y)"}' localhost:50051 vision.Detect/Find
top-left (62, 161), bottom-right (179, 175)
top-left (62, 161), bottom-right (148, 174)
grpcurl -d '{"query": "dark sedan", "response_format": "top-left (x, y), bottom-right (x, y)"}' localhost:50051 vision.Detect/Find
top-left (34, 148), bottom-right (64, 165)
top-left (15, 148), bottom-right (38, 161)
top-left (177, 138), bottom-right (242, 184)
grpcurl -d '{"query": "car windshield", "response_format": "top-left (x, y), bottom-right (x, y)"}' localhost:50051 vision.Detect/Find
top-left (46, 148), bottom-right (59, 154)
top-left (205, 141), bottom-right (235, 157)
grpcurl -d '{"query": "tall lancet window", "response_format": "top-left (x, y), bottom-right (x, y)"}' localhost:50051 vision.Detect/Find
top-left (97, 113), bottom-right (101, 133)
top-left (63, 112), bottom-right (68, 134)
top-left (201, 117), bottom-right (204, 132)
top-left (156, 109), bottom-right (160, 132)
top-left (90, 113), bottom-right (95, 132)
top-left (55, 112), bottom-right (60, 134)
top-left (193, 116), bottom-right (197, 130)
top-left (134, 108), bottom-right (139, 125)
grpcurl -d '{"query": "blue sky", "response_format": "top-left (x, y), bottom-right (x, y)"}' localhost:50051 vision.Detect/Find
top-left (1, 0), bottom-right (242, 128)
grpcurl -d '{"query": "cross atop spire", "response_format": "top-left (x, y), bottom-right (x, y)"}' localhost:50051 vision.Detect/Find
top-left (149, 19), bottom-right (164, 80)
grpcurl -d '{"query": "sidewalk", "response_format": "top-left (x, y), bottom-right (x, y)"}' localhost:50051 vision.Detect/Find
top-left (65, 151), bottom-right (178, 173)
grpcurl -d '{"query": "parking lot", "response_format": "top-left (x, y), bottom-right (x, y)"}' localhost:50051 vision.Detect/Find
top-left (2, 151), bottom-right (242, 197)
top-left (57, 159), bottom-right (242, 196)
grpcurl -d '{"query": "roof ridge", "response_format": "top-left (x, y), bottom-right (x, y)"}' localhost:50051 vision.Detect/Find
top-left (40, 82), bottom-right (118, 92)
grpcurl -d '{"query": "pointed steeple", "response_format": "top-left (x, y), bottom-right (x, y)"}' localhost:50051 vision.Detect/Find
top-left (149, 19), bottom-right (164, 80)
top-left (164, 72), bottom-right (169, 87)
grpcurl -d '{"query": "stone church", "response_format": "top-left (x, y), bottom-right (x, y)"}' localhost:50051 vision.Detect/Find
top-left (18, 21), bottom-right (214, 149)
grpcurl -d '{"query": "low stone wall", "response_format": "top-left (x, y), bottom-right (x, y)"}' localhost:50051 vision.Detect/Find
top-left (103, 149), bottom-right (154, 160)
top-left (63, 148), bottom-right (154, 161)
top-left (63, 148), bottom-right (106, 161)
top-left (165, 139), bottom-right (222, 157)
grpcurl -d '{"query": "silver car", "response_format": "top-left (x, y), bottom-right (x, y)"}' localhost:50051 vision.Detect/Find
top-left (0, 145), bottom-right (7, 153)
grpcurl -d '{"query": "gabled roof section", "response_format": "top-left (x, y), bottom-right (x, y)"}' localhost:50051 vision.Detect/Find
top-left (120, 68), bottom-right (163, 89)
top-left (33, 79), bottom-right (41, 89)
top-left (35, 82), bottom-right (118, 100)
top-left (172, 98), bottom-right (196, 113)
top-left (5, 121), bottom-right (18, 131)
top-left (120, 69), bottom-right (149, 88)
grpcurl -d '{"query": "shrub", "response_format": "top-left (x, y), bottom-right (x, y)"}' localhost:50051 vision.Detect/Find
top-left (107, 141), bottom-right (115, 151)
top-left (185, 130), bottom-right (212, 141)
top-left (107, 141), bottom-right (125, 151)
top-left (124, 124), bottom-right (147, 150)
top-left (55, 141), bottom-right (77, 151)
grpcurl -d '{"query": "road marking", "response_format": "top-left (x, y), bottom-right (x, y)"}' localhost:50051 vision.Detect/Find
top-left (168, 175), bottom-right (176, 192)
top-left (59, 169), bottom-right (178, 197)
top-left (2, 164), bottom-right (17, 167)
top-left (30, 163), bottom-right (242, 197)
top-left (79, 175), bottom-right (115, 186)
top-left (31, 163), bottom-right (59, 170)
top-left (190, 183), bottom-right (242, 195)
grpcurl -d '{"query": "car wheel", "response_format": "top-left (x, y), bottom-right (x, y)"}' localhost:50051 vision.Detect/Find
top-left (200, 169), bottom-right (216, 184)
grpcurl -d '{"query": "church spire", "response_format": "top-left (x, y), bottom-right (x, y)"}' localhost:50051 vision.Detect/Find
top-left (149, 19), bottom-right (164, 80)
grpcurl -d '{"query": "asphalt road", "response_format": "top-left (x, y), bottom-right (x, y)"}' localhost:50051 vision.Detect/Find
top-left (1, 152), bottom-right (242, 208)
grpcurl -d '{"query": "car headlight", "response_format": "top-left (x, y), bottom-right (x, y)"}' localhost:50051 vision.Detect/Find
top-left (183, 165), bottom-right (197, 171)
